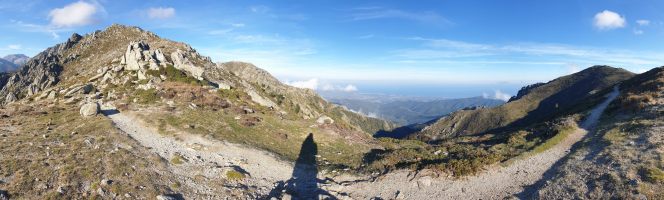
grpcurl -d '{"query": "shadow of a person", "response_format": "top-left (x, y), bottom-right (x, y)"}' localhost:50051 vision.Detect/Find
top-left (290, 133), bottom-right (320, 199)
top-left (266, 133), bottom-right (337, 200)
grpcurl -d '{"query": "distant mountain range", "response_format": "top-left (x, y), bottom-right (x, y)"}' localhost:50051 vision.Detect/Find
top-left (328, 96), bottom-right (504, 125)
top-left (0, 54), bottom-right (29, 72)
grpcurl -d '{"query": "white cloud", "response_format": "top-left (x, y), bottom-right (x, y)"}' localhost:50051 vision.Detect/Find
top-left (636, 19), bottom-right (650, 26)
top-left (485, 90), bottom-right (512, 101)
top-left (342, 84), bottom-right (358, 92)
top-left (593, 10), bottom-right (626, 30)
top-left (7, 45), bottom-right (21, 50)
top-left (284, 78), bottom-right (318, 90)
top-left (148, 7), bottom-right (175, 19)
top-left (231, 23), bottom-right (245, 27)
top-left (49, 1), bottom-right (98, 27)
top-left (633, 29), bottom-right (644, 35)
top-left (320, 83), bottom-right (358, 92)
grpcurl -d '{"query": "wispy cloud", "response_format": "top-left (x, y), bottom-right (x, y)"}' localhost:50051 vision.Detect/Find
top-left (636, 19), bottom-right (650, 26)
top-left (147, 7), bottom-right (175, 19)
top-left (250, 5), bottom-right (270, 14)
top-left (395, 37), bottom-right (664, 66)
top-left (9, 20), bottom-right (70, 39)
top-left (7, 44), bottom-right (21, 50)
top-left (321, 83), bottom-right (358, 92)
top-left (357, 34), bottom-right (375, 39)
top-left (348, 7), bottom-right (452, 25)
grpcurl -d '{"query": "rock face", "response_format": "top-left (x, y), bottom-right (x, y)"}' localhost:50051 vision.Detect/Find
top-left (80, 102), bottom-right (100, 116)
top-left (0, 34), bottom-right (81, 104)
top-left (508, 82), bottom-right (546, 102)
top-left (121, 41), bottom-right (150, 71)
top-left (120, 41), bottom-right (168, 80)
top-left (171, 49), bottom-right (204, 80)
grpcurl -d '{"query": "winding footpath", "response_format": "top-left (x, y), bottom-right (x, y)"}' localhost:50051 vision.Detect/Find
top-left (329, 86), bottom-right (621, 199)
top-left (100, 107), bottom-right (294, 198)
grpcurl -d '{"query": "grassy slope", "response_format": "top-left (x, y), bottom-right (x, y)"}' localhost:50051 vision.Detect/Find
top-left (535, 67), bottom-right (664, 199)
top-left (0, 104), bottom-right (179, 199)
top-left (417, 66), bottom-right (634, 141)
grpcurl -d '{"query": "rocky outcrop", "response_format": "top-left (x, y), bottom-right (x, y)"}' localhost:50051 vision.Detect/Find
top-left (171, 49), bottom-right (204, 80)
top-left (0, 34), bottom-right (82, 104)
top-left (508, 82), bottom-right (545, 102)
top-left (119, 41), bottom-right (172, 80)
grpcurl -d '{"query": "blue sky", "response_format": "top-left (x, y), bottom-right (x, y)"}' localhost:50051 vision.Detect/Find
top-left (1, 0), bottom-right (663, 99)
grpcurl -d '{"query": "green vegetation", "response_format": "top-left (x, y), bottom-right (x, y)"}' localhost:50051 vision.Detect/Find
top-left (133, 88), bottom-right (159, 104)
top-left (529, 124), bottom-right (576, 155)
top-left (225, 170), bottom-right (246, 181)
top-left (364, 118), bottom-right (579, 176)
top-left (164, 64), bottom-right (209, 86)
top-left (643, 166), bottom-right (664, 183)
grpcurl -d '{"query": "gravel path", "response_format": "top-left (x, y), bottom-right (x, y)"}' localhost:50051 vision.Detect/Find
top-left (328, 86), bottom-right (621, 199)
top-left (100, 107), bottom-right (294, 198)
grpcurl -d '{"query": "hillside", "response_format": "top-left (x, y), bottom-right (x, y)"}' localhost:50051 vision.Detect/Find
top-left (3, 54), bottom-right (29, 66)
top-left (330, 96), bottom-right (504, 125)
top-left (532, 67), bottom-right (664, 199)
top-left (0, 58), bottom-right (17, 73)
top-left (416, 66), bottom-right (634, 141)
top-left (0, 24), bottom-right (394, 199)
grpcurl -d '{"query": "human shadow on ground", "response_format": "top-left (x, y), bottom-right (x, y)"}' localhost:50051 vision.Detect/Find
top-left (265, 133), bottom-right (336, 200)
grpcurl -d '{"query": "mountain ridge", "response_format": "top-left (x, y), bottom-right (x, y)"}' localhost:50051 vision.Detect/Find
top-left (414, 65), bottom-right (635, 141)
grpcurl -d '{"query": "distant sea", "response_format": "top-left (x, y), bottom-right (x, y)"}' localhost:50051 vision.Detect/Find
top-left (319, 82), bottom-right (527, 100)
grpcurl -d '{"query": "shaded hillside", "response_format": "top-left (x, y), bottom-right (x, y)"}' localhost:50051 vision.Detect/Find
top-left (0, 58), bottom-right (18, 72)
top-left (416, 66), bottom-right (634, 141)
top-left (330, 96), bottom-right (504, 125)
top-left (532, 67), bottom-right (664, 199)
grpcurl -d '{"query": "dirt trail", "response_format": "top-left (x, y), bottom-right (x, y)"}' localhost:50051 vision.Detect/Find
top-left (328, 86), bottom-right (621, 199)
top-left (100, 107), bottom-right (294, 197)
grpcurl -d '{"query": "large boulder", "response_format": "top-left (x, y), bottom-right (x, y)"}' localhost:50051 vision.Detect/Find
top-left (316, 115), bottom-right (334, 125)
top-left (80, 102), bottom-right (100, 116)
top-left (171, 49), bottom-right (204, 80)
